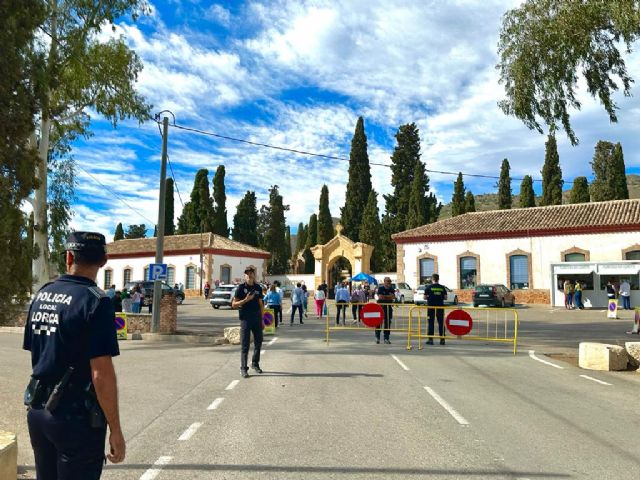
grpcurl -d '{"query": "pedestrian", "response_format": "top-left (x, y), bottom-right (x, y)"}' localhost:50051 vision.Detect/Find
top-left (350, 285), bottom-right (366, 324)
top-left (574, 281), bottom-right (584, 310)
top-left (363, 282), bottom-right (371, 301)
top-left (131, 286), bottom-right (143, 314)
top-left (335, 281), bottom-right (350, 325)
top-left (563, 280), bottom-right (574, 309)
top-left (121, 290), bottom-right (132, 313)
top-left (301, 284), bottom-right (309, 318)
top-left (290, 282), bottom-right (304, 325)
top-left (424, 273), bottom-right (446, 345)
top-left (606, 280), bottom-right (616, 300)
top-left (106, 284), bottom-right (116, 299)
top-left (264, 284), bottom-right (282, 327)
top-left (619, 279), bottom-right (632, 310)
top-left (112, 290), bottom-right (123, 312)
top-left (204, 281), bottom-right (211, 299)
top-left (375, 277), bottom-right (395, 344)
top-left (314, 285), bottom-right (326, 318)
top-left (23, 231), bottom-right (124, 478)
top-left (231, 266), bottom-right (264, 378)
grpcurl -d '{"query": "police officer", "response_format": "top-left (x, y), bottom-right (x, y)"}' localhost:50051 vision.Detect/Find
top-left (424, 273), bottom-right (446, 345)
top-left (23, 232), bottom-right (124, 479)
top-left (375, 277), bottom-right (395, 344)
top-left (232, 266), bottom-right (264, 378)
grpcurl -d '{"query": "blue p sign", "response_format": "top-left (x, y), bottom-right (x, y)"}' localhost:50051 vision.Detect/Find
top-left (148, 263), bottom-right (167, 281)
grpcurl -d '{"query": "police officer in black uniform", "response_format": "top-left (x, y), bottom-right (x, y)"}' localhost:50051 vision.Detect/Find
top-left (232, 266), bottom-right (264, 378)
top-left (424, 273), bottom-right (446, 345)
top-left (23, 232), bottom-right (124, 479)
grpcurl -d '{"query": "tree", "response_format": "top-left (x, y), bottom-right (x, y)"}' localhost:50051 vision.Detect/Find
top-left (31, 0), bottom-right (151, 288)
top-left (407, 161), bottom-right (428, 229)
top-left (164, 178), bottom-right (175, 235)
top-left (114, 223), bottom-right (125, 240)
top-left (153, 225), bottom-right (157, 237)
top-left (497, 158), bottom-right (512, 209)
top-left (519, 175), bottom-right (536, 208)
top-left (263, 186), bottom-right (289, 274)
top-left (497, 1), bottom-right (640, 146)
top-left (612, 143), bottom-right (630, 200)
top-left (295, 222), bottom-right (306, 254)
top-left (570, 177), bottom-right (590, 204)
top-left (231, 191), bottom-right (258, 246)
top-left (284, 226), bottom-right (292, 272)
top-left (464, 191), bottom-right (476, 213)
top-left (540, 134), bottom-right (563, 206)
top-left (303, 214), bottom-right (318, 274)
top-left (177, 169), bottom-right (214, 234)
top-left (212, 165), bottom-right (228, 236)
top-left (125, 224), bottom-right (146, 239)
top-left (590, 141), bottom-right (629, 202)
top-left (341, 116), bottom-right (372, 241)
top-left (451, 173), bottom-right (466, 217)
top-left (359, 190), bottom-right (383, 272)
top-left (317, 185), bottom-right (334, 244)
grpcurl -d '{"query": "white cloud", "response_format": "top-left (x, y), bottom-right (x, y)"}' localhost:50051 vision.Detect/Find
top-left (203, 4), bottom-right (232, 26)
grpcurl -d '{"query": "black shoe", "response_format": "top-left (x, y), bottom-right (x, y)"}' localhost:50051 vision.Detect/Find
top-left (251, 364), bottom-right (263, 374)
top-left (440, 339), bottom-right (446, 345)
top-left (241, 370), bottom-right (249, 378)
top-left (384, 339), bottom-right (391, 344)
top-left (376, 339), bottom-right (380, 344)
top-left (426, 340), bottom-right (434, 345)
top-left (300, 321), bottom-right (304, 324)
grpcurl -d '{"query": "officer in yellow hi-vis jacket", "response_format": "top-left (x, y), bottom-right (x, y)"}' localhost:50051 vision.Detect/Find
top-left (424, 273), bottom-right (446, 345)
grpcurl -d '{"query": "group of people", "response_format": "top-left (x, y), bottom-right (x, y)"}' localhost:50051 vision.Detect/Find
top-left (562, 280), bottom-right (585, 310)
top-left (562, 278), bottom-right (633, 310)
top-left (105, 283), bottom-right (145, 313)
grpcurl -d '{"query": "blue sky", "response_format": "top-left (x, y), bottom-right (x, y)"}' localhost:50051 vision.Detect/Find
top-left (68, 0), bottom-right (640, 239)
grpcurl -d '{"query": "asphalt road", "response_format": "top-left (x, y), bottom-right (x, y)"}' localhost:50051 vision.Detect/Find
top-left (2, 301), bottom-right (639, 479)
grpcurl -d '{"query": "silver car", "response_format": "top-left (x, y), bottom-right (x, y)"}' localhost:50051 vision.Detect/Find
top-left (209, 284), bottom-right (238, 309)
top-left (414, 285), bottom-right (459, 305)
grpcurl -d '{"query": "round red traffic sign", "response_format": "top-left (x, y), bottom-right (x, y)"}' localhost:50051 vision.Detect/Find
top-left (445, 309), bottom-right (473, 336)
top-left (360, 303), bottom-right (384, 328)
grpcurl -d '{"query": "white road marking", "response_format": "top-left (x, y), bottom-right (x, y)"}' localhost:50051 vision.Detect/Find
top-left (178, 422), bottom-right (203, 441)
top-left (579, 374), bottom-right (612, 386)
top-left (391, 354), bottom-right (410, 371)
top-left (268, 337), bottom-right (278, 346)
top-left (225, 380), bottom-right (240, 390)
top-left (424, 387), bottom-right (469, 426)
top-left (528, 350), bottom-right (564, 369)
top-left (139, 456), bottom-right (172, 480)
top-left (207, 397), bottom-right (225, 410)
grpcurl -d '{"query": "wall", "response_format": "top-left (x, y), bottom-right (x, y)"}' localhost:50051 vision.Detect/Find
top-left (265, 274), bottom-right (315, 288)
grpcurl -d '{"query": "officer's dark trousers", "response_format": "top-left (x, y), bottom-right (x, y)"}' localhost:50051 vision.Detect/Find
top-left (240, 318), bottom-right (263, 371)
top-left (427, 308), bottom-right (445, 338)
top-left (28, 407), bottom-right (106, 480)
top-left (375, 306), bottom-right (393, 341)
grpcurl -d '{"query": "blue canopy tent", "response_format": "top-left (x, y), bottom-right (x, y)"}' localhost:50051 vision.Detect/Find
top-left (349, 272), bottom-right (378, 284)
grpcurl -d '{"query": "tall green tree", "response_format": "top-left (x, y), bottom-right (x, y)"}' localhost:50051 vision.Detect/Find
top-left (612, 143), bottom-right (629, 200)
top-left (231, 191), bottom-right (258, 246)
top-left (212, 165), bottom-right (228, 236)
top-left (263, 186), bottom-right (289, 274)
top-left (341, 116), bottom-right (372, 241)
top-left (31, 0), bottom-right (151, 287)
top-left (125, 224), bottom-right (146, 239)
top-left (407, 161), bottom-right (428, 229)
top-left (497, 158), bottom-right (512, 209)
top-left (497, 0), bottom-right (640, 146)
top-left (359, 190), bottom-right (383, 272)
top-left (284, 226), bottom-right (292, 272)
top-left (317, 185), bottom-right (334, 244)
top-left (114, 223), bottom-right (124, 240)
top-left (451, 173), bottom-right (466, 217)
top-left (164, 178), bottom-right (175, 235)
top-left (519, 175), bottom-right (536, 208)
top-left (590, 141), bottom-right (629, 201)
top-left (464, 191), bottom-right (476, 213)
top-left (570, 177), bottom-right (590, 204)
top-left (540, 134), bottom-right (563, 206)
top-left (295, 222), bottom-right (306, 254)
top-left (303, 214), bottom-right (318, 274)
top-left (177, 169), bottom-right (214, 234)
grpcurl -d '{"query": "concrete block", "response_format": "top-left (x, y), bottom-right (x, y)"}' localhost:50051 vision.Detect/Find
top-left (224, 327), bottom-right (241, 345)
top-left (579, 342), bottom-right (629, 371)
top-left (0, 431), bottom-right (17, 480)
top-left (625, 342), bottom-right (640, 368)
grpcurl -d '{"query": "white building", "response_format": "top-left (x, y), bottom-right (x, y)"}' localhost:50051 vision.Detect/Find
top-left (98, 233), bottom-right (270, 295)
top-left (393, 199), bottom-right (640, 307)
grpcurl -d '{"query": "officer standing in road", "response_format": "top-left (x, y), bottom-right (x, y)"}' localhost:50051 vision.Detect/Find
top-left (375, 277), bottom-right (395, 344)
top-left (424, 273), bottom-right (446, 345)
top-left (232, 266), bottom-right (264, 378)
top-left (23, 232), bottom-right (124, 479)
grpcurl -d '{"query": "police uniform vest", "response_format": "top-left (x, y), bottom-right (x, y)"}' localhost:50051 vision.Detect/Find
top-left (425, 283), bottom-right (446, 306)
top-left (235, 282), bottom-right (263, 321)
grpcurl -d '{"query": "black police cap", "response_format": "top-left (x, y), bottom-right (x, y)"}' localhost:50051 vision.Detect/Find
top-left (65, 231), bottom-right (107, 252)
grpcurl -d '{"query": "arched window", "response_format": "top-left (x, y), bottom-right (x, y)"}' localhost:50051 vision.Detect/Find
top-left (625, 250), bottom-right (640, 261)
top-left (564, 253), bottom-right (586, 262)
top-left (459, 256), bottom-right (478, 289)
top-left (220, 265), bottom-right (231, 284)
top-left (509, 255), bottom-right (529, 289)
top-left (166, 266), bottom-right (176, 286)
top-left (123, 268), bottom-right (132, 286)
top-left (143, 265), bottom-right (150, 281)
top-left (103, 269), bottom-right (113, 290)
top-left (185, 266), bottom-right (196, 289)
top-left (419, 258), bottom-right (435, 285)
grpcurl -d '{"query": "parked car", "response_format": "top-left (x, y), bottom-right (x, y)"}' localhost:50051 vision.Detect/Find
top-left (209, 284), bottom-right (238, 309)
top-left (414, 285), bottom-right (459, 305)
top-left (472, 284), bottom-right (515, 307)
top-left (123, 281), bottom-right (185, 305)
top-left (374, 282), bottom-right (414, 303)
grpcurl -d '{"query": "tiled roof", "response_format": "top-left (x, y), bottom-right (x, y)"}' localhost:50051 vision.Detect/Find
top-left (393, 199), bottom-right (640, 243)
top-left (106, 233), bottom-right (270, 257)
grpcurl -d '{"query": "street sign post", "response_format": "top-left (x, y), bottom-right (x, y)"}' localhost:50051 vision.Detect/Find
top-left (445, 309), bottom-right (473, 336)
top-left (263, 308), bottom-right (276, 335)
top-left (148, 263), bottom-right (167, 281)
top-left (360, 303), bottom-right (384, 328)
top-left (114, 313), bottom-right (128, 340)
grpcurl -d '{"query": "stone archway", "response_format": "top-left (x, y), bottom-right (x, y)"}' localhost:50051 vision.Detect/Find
top-left (310, 224), bottom-right (374, 291)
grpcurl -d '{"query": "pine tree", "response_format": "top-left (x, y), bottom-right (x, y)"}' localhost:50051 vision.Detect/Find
top-left (407, 161), bottom-right (428, 229)
top-left (125, 224), bottom-right (147, 239)
top-left (303, 214), bottom-right (317, 274)
top-left (114, 223), bottom-right (124, 241)
top-left (519, 175), bottom-right (536, 208)
top-left (464, 191), bottom-right (476, 213)
top-left (341, 116), bottom-right (372, 241)
top-left (451, 173), bottom-right (466, 217)
top-left (176, 169), bottom-right (214, 233)
top-left (540, 134), bottom-right (563, 206)
top-left (295, 222), bottom-right (306, 254)
top-left (212, 165), bottom-right (228, 236)
top-left (231, 191), bottom-right (258, 246)
top-left (317, 185), bottom-right (334, 244)
top-left (359, 190), bottom-right (382, 272)
top-left (570, 177), bottom-right (590, 204)
top-left (164, 178), bottom-right (175, 235)
top-left (498, 158), bottom-right (512, 209)
top-left (263, 186), bottom-right (289, 274)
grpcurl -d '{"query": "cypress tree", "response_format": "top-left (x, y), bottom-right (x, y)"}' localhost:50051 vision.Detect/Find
top-left (263, 185), bottom-right (289, 274)
top-left (451, 173), bottom-right (466, 217)
top-left (303, 214), bottom-right (318, 274)
top-left (590, 141), bottom-right (619, 202)
top-left (153, 225), bottom-right (157, 237)
top-left (540, 134), bottom-right (563, 206)
top-left (114, 223), bottom-right (124, 240)
top-left (295, 222), bottom-right (306, 253)
top-left (519, 175), bottom-right (536, 208)
top-left (164, 178), bottom-right (175, 235)
top-left (359, 190), bottom-right (382, 272)
top-left (177, 169), bottom-right (214, 233)
top-left (498, 158), bottom-right (512, 209)
top-left (464, 191), bottom-right (476, 213)
top-left (341, 116), bottom-right (372, 241)
top-left (407, 161), bottom-right (428, 229)
top-left (212, 165), bottom-right (228, 236)
top-left (612, 143), bottom-right (629, 200)
top-left (284, 226), bottom-right (292, 271)
top-left (317, 185), bottom-right (334, 244)
top-left (232, 191), bottom-right (258, 246)
top-left (570, 177), bottom-right (590, 204)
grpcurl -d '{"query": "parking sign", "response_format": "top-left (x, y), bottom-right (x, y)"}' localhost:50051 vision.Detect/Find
top-left (148, 263), bottom-right (167, 281)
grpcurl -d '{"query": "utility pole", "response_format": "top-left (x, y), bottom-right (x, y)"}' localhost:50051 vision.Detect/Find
top-left (151, 116), bottom-right (169, 333)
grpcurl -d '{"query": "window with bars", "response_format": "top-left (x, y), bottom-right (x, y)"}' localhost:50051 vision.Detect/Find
top-left (166, 267), bottom-right (176, 286)
top-left (509, 255), bottom-right (529, 289)
top-left (104, 269), bottom-right (113, 289)
top-left (459, 256), bottom-right (477, 289)
top-left (221, 266), bottom-right (231, 284)
top-left (186, 266), bottom-right (196, 289)
top-left (419, 258), bottom-right (435, 285)
top-left (123, 268), bottom-right (132, 285)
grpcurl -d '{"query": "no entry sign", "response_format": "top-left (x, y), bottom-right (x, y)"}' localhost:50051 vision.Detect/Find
top-left (445, 309), bottom-right (473, 336)
top-left (360, 303), bottom-right (384, 328)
